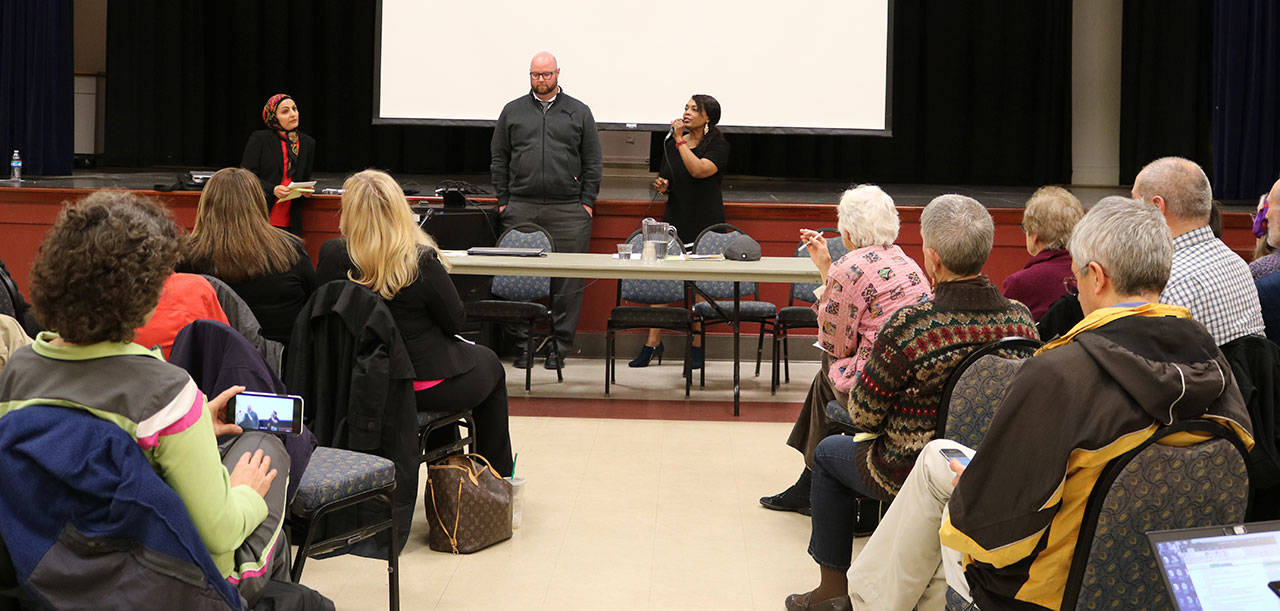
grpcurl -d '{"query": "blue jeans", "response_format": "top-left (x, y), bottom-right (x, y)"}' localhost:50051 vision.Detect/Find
top-left (808, 435), bottom-right (885, 571)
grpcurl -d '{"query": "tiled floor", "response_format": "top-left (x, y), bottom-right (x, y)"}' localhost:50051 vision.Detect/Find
top-left (296, 358), bottom-right (865, 609)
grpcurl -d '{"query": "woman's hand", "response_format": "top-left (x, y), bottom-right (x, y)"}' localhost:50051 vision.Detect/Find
top-left (948, 459), bottom-right (967, 489)
top-left (273, 185), bottom-right (291, 200)
top-left (670, 119), bottom-right (685, 142)
top-left (229, 448), bottom-right (278, 498)
top-left (207, 385), bottom-right (245, 437)
top-left (801, 229), bottom-right (832, 278)
top-left (653, 177), bottom-right (669, 194)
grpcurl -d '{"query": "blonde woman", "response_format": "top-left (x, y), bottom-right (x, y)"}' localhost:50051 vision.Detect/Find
top-left (336, 170), bottom-right (513, 476)
top-left (1002, 186), bottom-right (1084, 321)
top-left (178, 167), bottom-right (315, 345)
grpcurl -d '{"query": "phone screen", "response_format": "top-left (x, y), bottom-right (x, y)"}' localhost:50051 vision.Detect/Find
top-left (939, 448), bottom-right (972, 467)
top-left (227, 392), bottom-right (303, 435)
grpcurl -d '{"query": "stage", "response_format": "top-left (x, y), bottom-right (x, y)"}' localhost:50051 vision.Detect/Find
top-left (0, 168), bottom-right (1260, 357)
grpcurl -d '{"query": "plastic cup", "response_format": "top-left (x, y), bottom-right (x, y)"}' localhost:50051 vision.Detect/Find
top-left (505, 476), bottom-right (526, 529)
top-left (617, 243), bottom-right (633, 258)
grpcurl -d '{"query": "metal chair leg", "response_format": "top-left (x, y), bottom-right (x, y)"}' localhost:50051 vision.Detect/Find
top-left (552, 342), bottom-right (563, 382)
top-left (524, 325), bottom-right (534, 391)
top-left (754, 321), bottom-right (766, 377)
top-left (783, 326), bottom-right (792, 383)
top-left (771, 323), bottom-right (781, 395)
top-left (604, 329), bottom-right (612, 394)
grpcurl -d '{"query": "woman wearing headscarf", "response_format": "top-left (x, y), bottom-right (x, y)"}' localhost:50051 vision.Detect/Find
top-left (633, 94), bottom-right (730, 367)
top-left (241, 93), bottom-right (315, 234)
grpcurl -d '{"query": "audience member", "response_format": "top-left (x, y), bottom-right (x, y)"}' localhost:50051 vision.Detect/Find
top-left (785, 196), bottom-right (1254, 611)
top-left (1251, 180), bottom-right (1280, 279)
top-left (133, 272), bottom-right (231, 357)
top-left (1131, 156), bottom-right (1264, 345)
top-left (178, 167), bottom-right (316, 346)
top-left (807, 195), bottom-right (1037, 512)
top-left (0, 314), bottom-right (32, 371)
top-left (1002, 186), bottom-right (1083, 321)
top-left (0, 257), bottom-right (39, 337)
top-left (761, 185), bottom-right (932, 515)
top-left (339, 170), bottom-right (514, 476)
top-left (0, 191), bottom-right (289, 603)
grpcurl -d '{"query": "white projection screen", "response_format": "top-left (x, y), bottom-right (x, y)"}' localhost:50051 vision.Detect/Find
top-left (375, 0), bottom-right (892, 135)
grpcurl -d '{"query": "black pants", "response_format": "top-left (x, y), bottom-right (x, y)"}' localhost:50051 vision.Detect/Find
top-left (414, 343), bottom-right (514, 476)
top-left (501, 201), bottom-right (594, 354)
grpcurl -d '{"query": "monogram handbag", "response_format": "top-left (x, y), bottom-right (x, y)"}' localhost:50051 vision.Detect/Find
top-left (425, 454), bottom-right (513, 553)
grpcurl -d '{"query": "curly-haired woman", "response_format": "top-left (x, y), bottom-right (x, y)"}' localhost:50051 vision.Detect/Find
top-left (0, 191), bottom-right (288, 602)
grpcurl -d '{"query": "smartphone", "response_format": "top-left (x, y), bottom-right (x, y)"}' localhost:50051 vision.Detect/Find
top-left (224, 391), bottom-right (304, 435)
top-left (939, 448), bottom-right (972, 467)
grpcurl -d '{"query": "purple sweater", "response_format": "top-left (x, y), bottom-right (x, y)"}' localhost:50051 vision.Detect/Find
top-left (1002, 249), bottom-right (1073, 322)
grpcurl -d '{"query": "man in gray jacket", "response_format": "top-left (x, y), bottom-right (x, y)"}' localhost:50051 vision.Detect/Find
top-left (491, 51), bottom-right (603, 369)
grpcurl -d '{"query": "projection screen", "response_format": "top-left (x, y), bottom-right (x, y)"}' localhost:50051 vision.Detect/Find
top-left (375, 0), bottom-right (892, 135)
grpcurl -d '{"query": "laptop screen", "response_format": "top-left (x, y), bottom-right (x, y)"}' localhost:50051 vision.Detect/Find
top-left (1149, 523), bottom-right (1280, 610)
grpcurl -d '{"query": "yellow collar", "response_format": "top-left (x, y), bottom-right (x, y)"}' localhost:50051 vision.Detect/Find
top-left (1036, 303), bottom-right (1190, 356)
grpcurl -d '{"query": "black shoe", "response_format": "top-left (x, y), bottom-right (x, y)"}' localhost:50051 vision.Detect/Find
top-left (759, 469), bottom-right (811, 515)
top-left (513, 351), bottom-right (533, 369)
top-left (628, 343), bottom-right (664, 367)
top-left (544, 354), bottom-right (565, 370)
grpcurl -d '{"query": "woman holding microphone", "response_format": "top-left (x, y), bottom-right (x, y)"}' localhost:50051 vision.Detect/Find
top-left (241, 93), bottom-right (315, 235)
top-left (632, 95), bottom-right (730, 367)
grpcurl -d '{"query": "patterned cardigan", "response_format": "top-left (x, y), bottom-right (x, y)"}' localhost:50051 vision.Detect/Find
top-left (815, 245), bottom-right (932, 393)
top-left (849, 276), bottom-right (1037, 498)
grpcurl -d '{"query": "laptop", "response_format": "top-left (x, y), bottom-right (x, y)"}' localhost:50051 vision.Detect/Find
top-left (1147, 520), bottom-right (1280, 610)
top-left (465, 246), bottom-right (546, 257)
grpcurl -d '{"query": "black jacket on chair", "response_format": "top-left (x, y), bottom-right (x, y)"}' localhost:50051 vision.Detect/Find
top-left (285, 280), bottom-right (418, 558)
top-left (1221, 335), bottom-right (1280, 519)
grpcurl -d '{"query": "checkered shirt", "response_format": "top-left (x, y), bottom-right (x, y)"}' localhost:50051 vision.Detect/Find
top-left (1161, 225), bottom-right (1265, 345)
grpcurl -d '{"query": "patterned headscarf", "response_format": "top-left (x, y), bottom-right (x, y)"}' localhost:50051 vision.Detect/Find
top-left (262, 94), bottom-right (300, 157)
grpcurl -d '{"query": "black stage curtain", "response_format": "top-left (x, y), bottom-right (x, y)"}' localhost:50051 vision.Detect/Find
top-left (1212, 1), bottom-right (1280, 200)
top-left (105, 0), bottom-right (491, 176)
top-left (0, 0), bottom-right (73, 177)
top-left (649, 0), bottom-right (1073, 187)
top-left (1118, 0), bottom-right (1213, 186)
top-left (106, 1), bottom-right (1070, 186)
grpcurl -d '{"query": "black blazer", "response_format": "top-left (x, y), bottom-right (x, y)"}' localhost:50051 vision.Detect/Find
top-left (177, 240), bottom-right (316, 346)
top-left (240, 129), bottom-right (316, 223)
top-left (317, 239), bottom-right (474, 380)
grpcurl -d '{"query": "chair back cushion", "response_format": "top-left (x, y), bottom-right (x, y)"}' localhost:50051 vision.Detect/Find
top-left (0, 405), bottom-right (241, 609)
top-left (945, 355), bottom-right (1028, 450)
top-left (491, 226), bottom-right (553, 301)
top-left (694, 227), bottom-right (757, 297)
top-left (1073, 437), bottom-right (1248, 610)
top-left (620, 230), bottom-right (685, 304)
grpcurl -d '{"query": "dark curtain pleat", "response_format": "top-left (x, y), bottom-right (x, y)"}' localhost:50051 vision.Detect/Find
top-left (1118, 0), bottom-right (1213, 186)
top-left (105, 0), bottom-right (493, 174)
top-left (0, 0), bottom-right (74, 176)
top-left (649, 0), bottom-right (1073, 186)
top-left (1211, 1), bottom-right (1280, 199)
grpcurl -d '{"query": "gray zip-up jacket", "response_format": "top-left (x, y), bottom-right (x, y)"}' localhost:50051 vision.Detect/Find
top-left (490, 89), bottom-right (603, 207)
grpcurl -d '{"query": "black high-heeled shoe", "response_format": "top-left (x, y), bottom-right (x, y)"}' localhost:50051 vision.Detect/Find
top-left (628, 343), bottom-right (664, 367)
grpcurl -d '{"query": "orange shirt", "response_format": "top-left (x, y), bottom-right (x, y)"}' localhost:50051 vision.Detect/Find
top-left (133, 273), bottom-right (229, 358)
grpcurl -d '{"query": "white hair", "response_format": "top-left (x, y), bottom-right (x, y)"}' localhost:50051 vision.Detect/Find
top-left (920, 194), bottom-right (993, 276)
top-left (836, 185), bottom-right (899, 248)
top-left (1069, 196), bottom-right (1172, 295)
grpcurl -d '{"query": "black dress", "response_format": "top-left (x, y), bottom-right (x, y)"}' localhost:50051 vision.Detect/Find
top-left (658, 134), bottom-right (730, 244)
top-left (240, 129), bottom-right (316, 234)
top-left (176, 240), bottom-right (316, 346)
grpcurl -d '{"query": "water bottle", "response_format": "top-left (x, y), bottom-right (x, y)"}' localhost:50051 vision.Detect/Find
top-left (9, 151), bottom-right (19, 181)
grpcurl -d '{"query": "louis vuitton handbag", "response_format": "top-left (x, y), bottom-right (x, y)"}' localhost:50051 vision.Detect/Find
top-left (425, 454), bottom-right (513, 553)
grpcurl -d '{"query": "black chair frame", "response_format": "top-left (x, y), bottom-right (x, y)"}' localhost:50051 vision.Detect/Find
top-left (771, 227), bottom-right (841, 394)
top-left (290, 481), bottom-right (399, 610)
top-left (418, 409), bottom-right (476, 465)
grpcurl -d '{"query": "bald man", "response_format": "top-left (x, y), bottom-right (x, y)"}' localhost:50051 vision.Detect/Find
top-left (1131, 156), bottom-right (1264, 345)
top-left (491, 51), bottom-right (603, 369)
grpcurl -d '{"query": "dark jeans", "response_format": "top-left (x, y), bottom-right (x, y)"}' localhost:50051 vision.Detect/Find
top-left (501, 201), bottom-right (593, 354)
top-left (414, 343), bottom-right (514, 476)
top-left (808, 435), bottom-right (883, 571)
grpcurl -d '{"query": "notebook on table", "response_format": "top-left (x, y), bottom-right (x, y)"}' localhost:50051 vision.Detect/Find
top-left (1147, 520), bottom-right (1280, 610)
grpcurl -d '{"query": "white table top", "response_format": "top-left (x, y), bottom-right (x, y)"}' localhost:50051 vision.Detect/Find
top-left (440, 251), bottom-right (822, 283)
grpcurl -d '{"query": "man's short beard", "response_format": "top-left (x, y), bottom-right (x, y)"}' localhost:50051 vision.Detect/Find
top-left (534, 81), bottom-right (557, 95)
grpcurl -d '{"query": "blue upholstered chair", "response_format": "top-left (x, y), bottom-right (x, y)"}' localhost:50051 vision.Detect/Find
top-left (935, 337), bottom-right (1041, 443)
top-left (690, 223), bottom-right (778, 387)
top-left (771, 228), bottom-right (848, 394)
top-left (290, 446), bottom-right (399, 610)
top-left (463, 223), bottom-right (563, 391)
top-left (605, 228), bottom-right (694, 396)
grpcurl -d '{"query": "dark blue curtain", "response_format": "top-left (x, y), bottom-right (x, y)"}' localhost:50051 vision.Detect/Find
top-left (0, 0), bottom-right (73, 177)
top-left (1212, 1), bottom-right (1280, 200)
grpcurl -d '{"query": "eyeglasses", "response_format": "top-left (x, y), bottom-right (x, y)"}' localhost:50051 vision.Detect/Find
top-left (1063, 275), bottom-right (1078, 296)
top-left (529, 71), bottom-right (557, 80)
